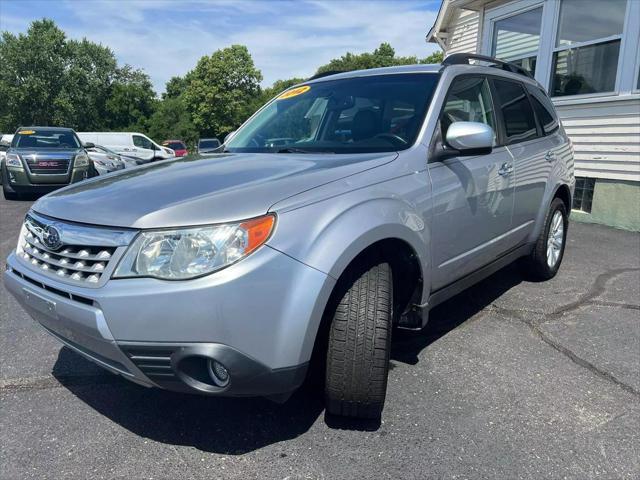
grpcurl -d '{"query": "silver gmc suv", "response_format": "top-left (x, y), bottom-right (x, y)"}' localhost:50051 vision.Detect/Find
top-left (5, 54), bottom-right (575, 420)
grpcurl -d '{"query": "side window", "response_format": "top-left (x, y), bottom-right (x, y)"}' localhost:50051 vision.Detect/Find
top-left (440, 76), bottom-right (496, 140)
top-left (492, 79), bottom-right (538, 144)
top-left (528, 87), bottom-right (559, 135)
top-left (133, 135), bottom-right (152, 149)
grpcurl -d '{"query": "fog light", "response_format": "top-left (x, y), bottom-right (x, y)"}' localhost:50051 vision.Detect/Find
top-left (8, 172), bottom-right (16, 183)
top-left (207, 359), bottom-right (229, 387)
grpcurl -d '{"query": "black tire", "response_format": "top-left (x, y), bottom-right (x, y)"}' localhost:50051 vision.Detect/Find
top-left (325, 261), bottom-right (393, 419)
top-left (521, 197), bottom-right (568, 280)
top-left (2, 183), bottom-right (19, 200)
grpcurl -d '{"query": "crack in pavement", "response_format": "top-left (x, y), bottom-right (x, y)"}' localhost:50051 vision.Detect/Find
top-left (0, 373), bottom-right (122, 393)
top-left (489, 267), bottom-right (640, 398)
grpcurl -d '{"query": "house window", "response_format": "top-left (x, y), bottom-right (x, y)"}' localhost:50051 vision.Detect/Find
top-left (491, 7), bottom-right (542, 76)
top-left (573, 177), bottom-right (597, 213)
top-left (551, 0), bottom-right (628, 97)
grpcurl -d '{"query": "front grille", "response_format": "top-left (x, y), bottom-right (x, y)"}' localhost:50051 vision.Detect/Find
top-left (15, 212), bottom-right (137, 287)
top-left (25, 157), bottom-right (71, 175)
top-left (20, 217), bottom-right (116, 283)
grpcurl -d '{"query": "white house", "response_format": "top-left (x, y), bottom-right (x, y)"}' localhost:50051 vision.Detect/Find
top-left (427, 0), bottom-right (640, 230)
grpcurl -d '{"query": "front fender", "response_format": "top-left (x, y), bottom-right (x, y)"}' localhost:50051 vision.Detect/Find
top-left (267, 174), bottom-right (432, 299)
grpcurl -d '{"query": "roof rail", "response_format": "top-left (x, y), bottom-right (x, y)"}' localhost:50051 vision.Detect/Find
top-left (307, 70), bottom-right (344, 81)
top-left (441, 53), bottom-right (534, 79)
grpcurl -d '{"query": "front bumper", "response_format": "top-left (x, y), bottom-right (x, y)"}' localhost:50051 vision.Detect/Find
top-left (3, 164), bottom-right (89, 191)
top-left (5, 246), bottom-right (335, 397)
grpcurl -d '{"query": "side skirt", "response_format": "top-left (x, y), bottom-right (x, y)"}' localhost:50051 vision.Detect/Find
top-left (402, 243), bottom-right (533, 330)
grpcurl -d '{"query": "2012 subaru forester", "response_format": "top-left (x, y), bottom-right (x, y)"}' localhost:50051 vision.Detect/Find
top-left (5, 54), bottom-right (574, 419)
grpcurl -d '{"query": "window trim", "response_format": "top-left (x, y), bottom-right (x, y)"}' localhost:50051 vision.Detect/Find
top-left (489, 4), bottom-right (544, 74)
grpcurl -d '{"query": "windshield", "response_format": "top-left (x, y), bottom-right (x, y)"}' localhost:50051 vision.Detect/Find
top-left (12, 129), bottom-right (81, 149)
top-left (164, 141), bottom-right (186, 150)
top-left (199, 139), bottom-right (220, 149)
top-left (226, 73), bottom-right (439, 154)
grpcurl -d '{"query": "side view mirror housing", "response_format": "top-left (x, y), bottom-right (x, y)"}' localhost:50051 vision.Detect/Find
top-left (432, 121), bottom-right (494, 162)
top-left (83, 142), bottom-right (95, 149)
top-left (224, 131), bottom-right (236, 144)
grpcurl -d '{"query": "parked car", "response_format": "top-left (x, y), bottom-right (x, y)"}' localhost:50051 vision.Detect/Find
top-left (4, 55), bottom-right (574, 420)
top-left (77, 132), bottom-right (174, 163)
top-left (162, 140), bottom-right (188, 157)
top-left (86, 144), bottom-right (139, 175)
top-left (197, 137), bottom-right (221, 154)
top-left (2, 127), bottom-right (93, 200)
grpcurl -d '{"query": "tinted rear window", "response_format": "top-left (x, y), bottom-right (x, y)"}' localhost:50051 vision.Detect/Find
top-left (492, 79), bottom-right (538, 144)
top-left (199, 139), bottom-right (220, 149)
top-left (12, 129), bottom-right (81, 149)
top-left (528, 87), bottom-right (559, 135)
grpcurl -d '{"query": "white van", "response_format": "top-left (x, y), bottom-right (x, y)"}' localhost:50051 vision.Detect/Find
top-left (77, 132), bottom-right (174, 163)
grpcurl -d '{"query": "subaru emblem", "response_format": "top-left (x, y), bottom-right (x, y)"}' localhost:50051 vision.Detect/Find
top-left (43, 225), bottom-right (62, 251)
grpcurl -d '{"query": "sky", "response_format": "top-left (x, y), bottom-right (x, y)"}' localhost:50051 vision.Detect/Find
top-left (0, 0), bottom-right (441, 94)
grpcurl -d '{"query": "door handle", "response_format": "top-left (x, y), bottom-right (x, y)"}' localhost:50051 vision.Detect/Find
top-left (545, 151), bottom-right (557, 162)
top-left (498, 163), bottom-right (513, 176)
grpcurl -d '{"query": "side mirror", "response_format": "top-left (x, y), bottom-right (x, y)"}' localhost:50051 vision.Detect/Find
top-left (224, 131), bottom-right (236, 144)
top-left (445, 121), bottom-right (493, 155)
top-left (83, 142), bottom-right (95, 149)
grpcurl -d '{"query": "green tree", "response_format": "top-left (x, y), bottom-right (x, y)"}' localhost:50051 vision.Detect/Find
top-left (183, 45), bottom-right (262, 138)
top-left (0, 19), bottom-right (69, 129)
top-left (163, 75), bottom-right (189, 100)
top-left (0, 18), bottom-right (156, 133)
top-left (104, 65), bottom-right (157, 132)
top-left (315, 42), bottom-right (443, 75)
top-left (147, 96), bottom-right (198, 148)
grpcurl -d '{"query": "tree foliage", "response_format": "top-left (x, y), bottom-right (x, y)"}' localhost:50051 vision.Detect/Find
top-left (0, 19), bottom-right (155, 133)
top-left (182, 45), bottom-right (262, 139)
top-left (316, 43), bottom-right (443, 75)
top-left (1, 20), bottom-right (444, 146)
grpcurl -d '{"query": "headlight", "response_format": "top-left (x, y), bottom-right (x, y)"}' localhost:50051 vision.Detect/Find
top-left (6, 153), bottom-right (23, 169)
top-left (74, 153), bottom-right (89, 167)
top-left (163, 148), bottom-right (173, 155)
top-left (113, 215), bottom-right (276, 280)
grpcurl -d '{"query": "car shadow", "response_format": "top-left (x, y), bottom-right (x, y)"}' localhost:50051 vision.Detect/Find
top-left (52, 263), bottom-right (524, 452)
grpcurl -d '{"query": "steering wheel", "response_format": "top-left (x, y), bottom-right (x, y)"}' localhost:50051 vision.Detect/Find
top-left (249, 134), bottom-right (266, 148)
top-left (374, 133), bottom-right (408, 146)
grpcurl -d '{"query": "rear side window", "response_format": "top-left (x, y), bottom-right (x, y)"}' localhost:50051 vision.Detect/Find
top-left (528, 87), bottom-right (559, 135)
top-left (492, 79), bottom-right (538, 144)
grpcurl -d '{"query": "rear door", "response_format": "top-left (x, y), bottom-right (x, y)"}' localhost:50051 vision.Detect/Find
top-left (429, 75), bottom-right (516, 290)
top-left (491, 78), bottom-right (552, 240)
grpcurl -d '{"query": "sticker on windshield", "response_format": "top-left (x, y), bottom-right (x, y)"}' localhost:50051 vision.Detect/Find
top-left (278, 85), bottom-right (310, 100)
top-left (18, 130), bottom-right (35, 135)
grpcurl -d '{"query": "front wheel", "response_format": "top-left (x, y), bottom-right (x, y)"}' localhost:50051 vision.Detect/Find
top-left (325, 262), bottom-right (392, 419)
top-left (521, 197), bottom-right (568, 280)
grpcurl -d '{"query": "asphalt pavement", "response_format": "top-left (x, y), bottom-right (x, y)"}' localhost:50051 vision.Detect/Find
top-left (1, 196), bottom-right (639, 480)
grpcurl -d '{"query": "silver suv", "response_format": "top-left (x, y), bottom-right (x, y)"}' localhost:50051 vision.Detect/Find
top-left (5, 54), bottom-right (574, 420)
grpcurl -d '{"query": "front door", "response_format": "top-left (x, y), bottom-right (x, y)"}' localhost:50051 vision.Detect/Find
top-left (429, 75), bottom-right (515, 290)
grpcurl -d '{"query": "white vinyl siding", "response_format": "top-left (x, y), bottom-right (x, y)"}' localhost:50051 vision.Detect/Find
top-left (446, 9), bottom-right (480, 54)
top-left (432, 0), bottom-right (640, 184)
top-left (557, 99), bottom-right (640, 181)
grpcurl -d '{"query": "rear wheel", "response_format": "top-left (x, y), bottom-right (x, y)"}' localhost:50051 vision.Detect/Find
top-left (521, 197), bottom-right (568, 280)
top-left (325, 262), bottom-right (393, 419)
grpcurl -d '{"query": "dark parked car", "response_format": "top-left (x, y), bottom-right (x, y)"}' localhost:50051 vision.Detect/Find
top-left (2, 127), bottom-right (92, 200)
top-left (197, 137), bottom-right (221, 153)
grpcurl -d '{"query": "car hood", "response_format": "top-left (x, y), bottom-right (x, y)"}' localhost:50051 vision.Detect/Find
top-left (12, 148), bottom-right (82, 158)
top-left (33, 152), bottom-right (397, 229)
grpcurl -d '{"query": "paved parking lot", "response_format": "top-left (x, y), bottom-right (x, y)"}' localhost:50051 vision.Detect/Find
top-left (1, 196), bottom-right (639, 480)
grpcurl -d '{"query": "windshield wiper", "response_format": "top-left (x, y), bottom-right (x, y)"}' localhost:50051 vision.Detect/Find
top-left (276, 147), bottom-right (334, 154)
